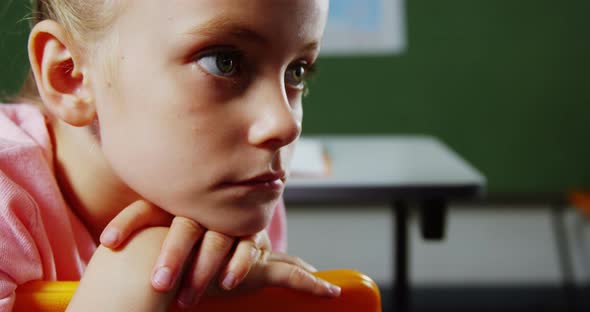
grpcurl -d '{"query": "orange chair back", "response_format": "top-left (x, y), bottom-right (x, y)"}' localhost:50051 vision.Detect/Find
top-left (14, 269), bottom-right (381, 312)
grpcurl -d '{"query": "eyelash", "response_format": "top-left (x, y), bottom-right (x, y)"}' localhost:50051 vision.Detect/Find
top-left (192, 48), bottom-right (316, 92)
top-left (301, 63), bottom-right (317, 97)
top-left (193, 49), bottom-right (243, 80)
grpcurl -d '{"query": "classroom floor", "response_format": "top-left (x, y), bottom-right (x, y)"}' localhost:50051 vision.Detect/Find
top-left (286, 203), bottom-right (590, 311)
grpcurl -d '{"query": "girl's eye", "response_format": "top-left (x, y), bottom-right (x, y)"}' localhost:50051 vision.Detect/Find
top-left (285, 63), bottom-right (307, 89)
top-left (196, 52), bottom-right (240, 77)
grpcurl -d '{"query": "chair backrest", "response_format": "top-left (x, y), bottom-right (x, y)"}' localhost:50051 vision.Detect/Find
top-left (14, 269), bottom-right (381, 312)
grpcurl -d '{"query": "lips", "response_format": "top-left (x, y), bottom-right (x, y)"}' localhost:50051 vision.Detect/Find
top-left (237, 170), bottom-right (286, 186)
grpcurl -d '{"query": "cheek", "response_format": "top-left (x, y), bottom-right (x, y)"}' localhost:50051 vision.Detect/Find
top-left (290, 95), bottom-right (304, 123)
top-left (93, 59), bottom-right (279, 234)
top-left (95, 89), bottom-right (222, 208)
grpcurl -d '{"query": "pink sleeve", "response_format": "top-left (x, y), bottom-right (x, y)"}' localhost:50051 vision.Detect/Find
top-left (0, 174), bottom-right (46, 312)
top-left (266, 198), bottom-right (287, 252)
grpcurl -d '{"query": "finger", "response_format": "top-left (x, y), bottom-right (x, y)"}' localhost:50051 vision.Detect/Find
top-left (217, 230), bottom-right (283, 291)
top-left (244, 251), bottom-right (340, 297)
top-left (177, 231), bottom-right (234, 308)
top-left (266, 252), bottom-right (317, 272)
top-left (218, 237), bottom-right (258, 291)
top-left (152, 217), bottom-right (205, 292)
top-left (100, 200), bottom-right (173, 248)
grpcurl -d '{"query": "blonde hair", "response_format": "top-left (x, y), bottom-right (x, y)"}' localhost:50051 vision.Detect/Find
top-left (15, 0), bottom-right (121, 103)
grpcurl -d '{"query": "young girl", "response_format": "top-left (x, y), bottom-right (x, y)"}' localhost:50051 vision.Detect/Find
top-left (0, 0), bottom-right (337, 310)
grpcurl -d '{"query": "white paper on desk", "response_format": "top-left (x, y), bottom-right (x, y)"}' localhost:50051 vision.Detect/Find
top-left (291, 138), bottom-right (329, 177)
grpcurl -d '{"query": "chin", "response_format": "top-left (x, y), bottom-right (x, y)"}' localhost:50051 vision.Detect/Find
top-left (201, 218), bottom-right (270, 237)
top-left (154, 190), bottom-right (279, 236)
top-left (222, 220), bottom-right (269, 237)
top-left (221, 209), bottom-right (273, 236)
top-left (207, 199), bottom-right (277, 236)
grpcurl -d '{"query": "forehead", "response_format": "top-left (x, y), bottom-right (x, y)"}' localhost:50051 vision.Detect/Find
top-left (121, 0), bottom-right (328, 44)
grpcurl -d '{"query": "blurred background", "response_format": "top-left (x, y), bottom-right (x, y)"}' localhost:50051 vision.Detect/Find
top-left (1, 0), bottom-right (590, 311)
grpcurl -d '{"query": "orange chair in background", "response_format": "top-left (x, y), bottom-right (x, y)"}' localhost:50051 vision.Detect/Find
top-left (569, 191), bottom-right (590, 217)
top-left (14, 269), bottom-right (381, 312)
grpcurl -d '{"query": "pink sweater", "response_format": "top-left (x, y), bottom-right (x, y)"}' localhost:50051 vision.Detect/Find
top-left (0, 104), bottom-right (286, 311)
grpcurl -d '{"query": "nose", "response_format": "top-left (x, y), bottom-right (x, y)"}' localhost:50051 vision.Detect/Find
top-left (247, 83), bottom-right (302, 150)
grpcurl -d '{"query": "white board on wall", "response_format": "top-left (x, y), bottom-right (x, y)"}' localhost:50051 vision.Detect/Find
top-left (320, 0), bottom-right (406, 56)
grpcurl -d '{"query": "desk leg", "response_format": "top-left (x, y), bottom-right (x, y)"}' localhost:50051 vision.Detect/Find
top-left (393, 200), bottom-right (409, 312)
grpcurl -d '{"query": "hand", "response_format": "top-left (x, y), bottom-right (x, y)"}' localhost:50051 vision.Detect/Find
top-left (99, 200), bottom-right (253, 306)
top-left (99, 200), bottom-right (339, 310)
top-left (221, 249), bottom-right (342, 297)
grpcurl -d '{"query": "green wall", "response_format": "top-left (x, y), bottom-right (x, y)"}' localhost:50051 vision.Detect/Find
top-left (303, 0), bottom-right (590, 195)
top-left (0, 1), bottom-right (29, 96)
top-left (2, 1), bottom-right (589, 195)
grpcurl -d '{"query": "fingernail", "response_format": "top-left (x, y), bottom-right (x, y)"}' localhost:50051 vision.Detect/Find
top-left (152, 267), bottom-right (172, 289)
top-left (100, 229), bottom-right (119, 246)
top-left (326, 282), bottom-right (341, 296)
top-left (178, 289), bottom-right (197, 307)
top-left (222, 272), bottom-right (236, 290)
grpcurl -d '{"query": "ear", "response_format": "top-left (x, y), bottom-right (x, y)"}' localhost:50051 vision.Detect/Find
top-left (28, 20), bottom-right (96, 127)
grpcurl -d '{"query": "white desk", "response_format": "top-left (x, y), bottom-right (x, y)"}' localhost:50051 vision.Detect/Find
top-left (284, 135), bottom-right (486, 311)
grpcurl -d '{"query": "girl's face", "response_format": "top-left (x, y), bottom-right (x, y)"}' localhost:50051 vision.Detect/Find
top-left (90, 0), bottom-right (328, 236)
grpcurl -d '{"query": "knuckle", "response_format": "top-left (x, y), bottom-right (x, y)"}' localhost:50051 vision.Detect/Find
top-left (129, 205), bottom-right (149, 222)
top-left (174, 217), bottom-right (202, 236)
top-left (286, 266), bottom-right (310, 286)
top-left (247, 245), bottom-right (259, 262)
top-left (257, 249), bottom-right (269, 265)
top-left (242, 241), bottom-right (258, 259)
top-left (238, 235), bottom-right (256, 246)
top-left (204, 232), bottom-right (233, 252)
top-left (292, 256), bottom-right (306, 268)
top-left (252, 232), bottom-right (266, 247)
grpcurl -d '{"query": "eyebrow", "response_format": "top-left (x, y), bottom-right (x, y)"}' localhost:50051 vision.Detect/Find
top-left (184, 16), bottom-right (320, 52)
top-left (184, 17), bottom-right (269, 45)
